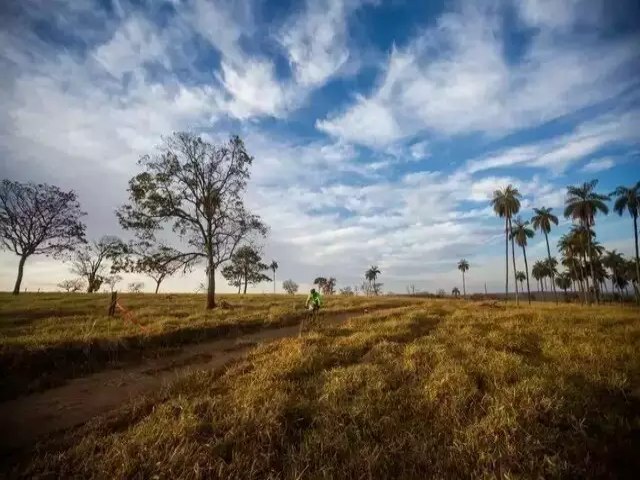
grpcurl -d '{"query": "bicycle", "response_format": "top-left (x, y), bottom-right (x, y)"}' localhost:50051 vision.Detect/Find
top-left (299, 303), bottom-right (321, 336)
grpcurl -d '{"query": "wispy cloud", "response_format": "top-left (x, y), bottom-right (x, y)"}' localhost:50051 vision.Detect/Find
top-left (317, 3), bottom-right (639, 146)
top-left (580, 157), bottom-right (615, 173)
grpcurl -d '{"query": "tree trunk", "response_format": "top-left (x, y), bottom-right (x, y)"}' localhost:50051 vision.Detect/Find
top-left (273, 271), bottom-right (276, 294)
top-left (578, 255), bottom-right (588, 304)
top-left (206, 257), bottom-right (216, 309)
top-left (13, 255), bottom-right (28, 295)
top-left (544, 231), bottom-right (558, 304)
top-left (509, 217), bottom-right (519, 305)
top-left (462, 271), bottom-right (466, 298)
top-left (522, 245), bottom-right (531, 304)
top-left (155, 280), bottom-right (161, 294)
top-left (505, 217), bottom-right (509, 300)
top-left (586, 225), bottom-right (598, 304)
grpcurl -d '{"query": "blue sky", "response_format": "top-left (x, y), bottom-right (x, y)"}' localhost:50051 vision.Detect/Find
top-left (0, 0), bottom-right (639, 293)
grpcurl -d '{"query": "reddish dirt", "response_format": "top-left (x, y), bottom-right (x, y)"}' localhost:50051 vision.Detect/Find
top-left (0, 310), bottom-right (365, 449)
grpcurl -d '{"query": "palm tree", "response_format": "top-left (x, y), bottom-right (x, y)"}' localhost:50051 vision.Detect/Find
top-left (365, 265), bottom-right (381, 295)
top-left (555, 272), bottom-right (572, 301)
top-left (531, 207), bottom-right (559, 304)
top-left (491, 185), bottom-right (522, 304)
top-left (612, 181), bottom-right (640, 303)
top-left (452, 286), bottom-right (460, 297)
top-left (457, 259), bottom-right (469, 298)
top-left (269, 260), bottom-right (278, 294)
top-left (515, 271), bottom-right (526, 292)
top-left (532, 261), bottom-right (544, 292)
top-left (602, 249), bottom-right (624, 299)
top-left (511, 217), bottom-right (534, 304)
top-left (564, 179), bottom-right (610, 304)
top-left (558, 233), bottom-right (586, 303)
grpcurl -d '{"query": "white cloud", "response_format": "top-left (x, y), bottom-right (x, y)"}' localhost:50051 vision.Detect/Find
top-left (517, 0), bottom-right (604, 29)
top-left (93, 16), bottom-right (169, 78)
top-left (580, 157), bottom-right (615, 173)
top-left (278, 0), bottom-right (356, 87)
top-left (317, 3), bottom-right (639, 147)
top-left (0, 0), bottom-right (636, 294)
top-left (464, 110), bottom-right (639, 175)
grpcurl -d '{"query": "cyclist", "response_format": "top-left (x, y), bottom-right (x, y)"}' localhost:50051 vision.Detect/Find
top-left (305, 288), bottom-right (322, 317)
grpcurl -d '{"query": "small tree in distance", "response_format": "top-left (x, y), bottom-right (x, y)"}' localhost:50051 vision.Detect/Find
top-left (282, 279), bottom-right (298, 294)
top-left (57, 278), bottom-right (85, 292)
top-left (103, 274), bottom-right (122, 292)
top-left (0, 180), bottom-right (87, 295)
top-left (457, 259), bottom-right (469, 298)
top-left (113, 242), bottom-right (193, 294)
top-left (365, 266), bottom-right (381, 295)
top-left (221, 245), bottom-right (271, 294)
top-left (127, 281), bottom-right (145, 293)
top-left (71, 236), bottom-right (123, 293)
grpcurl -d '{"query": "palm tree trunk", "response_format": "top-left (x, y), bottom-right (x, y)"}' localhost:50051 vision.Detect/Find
top-left (544, 231), bottom-right (558, 304)
top-left (509, 217), bottom-right (519, 305)
top-left (522, 245), bottom-right (531, 304)
top-left (586, 224), bottom-right (598, 304)
top-left (462, 271), bottom-right (466, 298)
top-left (273, 271), bottom-right (276, 294)
top-left (505, 217), bottom-right (509, 301)
top-left (579, 254), bottom-right (589, 304)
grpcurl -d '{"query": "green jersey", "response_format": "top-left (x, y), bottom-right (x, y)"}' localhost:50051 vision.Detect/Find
top-left (306, 291), bottom-right (322, 307)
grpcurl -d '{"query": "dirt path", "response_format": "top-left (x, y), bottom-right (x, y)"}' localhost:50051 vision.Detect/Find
top-left (0, 309), bottom-right (377, 449)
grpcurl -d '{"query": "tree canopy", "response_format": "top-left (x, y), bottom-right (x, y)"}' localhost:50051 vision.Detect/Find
top-left (221, 245), bottom-right (271, 294)
top-left (0, 180), bottom-right (86, 294)
top-left (117, 133), bottom-right (267, 308)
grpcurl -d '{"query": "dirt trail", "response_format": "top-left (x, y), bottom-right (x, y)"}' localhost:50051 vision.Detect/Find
top-left (0, 309), bottom-right (379, 449)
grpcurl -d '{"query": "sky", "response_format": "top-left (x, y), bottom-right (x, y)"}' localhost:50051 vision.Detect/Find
top-left (0, 0), bottom-right (639, 294)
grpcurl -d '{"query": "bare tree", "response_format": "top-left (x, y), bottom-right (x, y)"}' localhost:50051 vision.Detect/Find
top-left (113, 241), bottom-right (194, 293)
top-left (57, 278), bottom-right (85, 292)
top-left (282, 279), bottom-right (299, 294)
top-left (0, 180), bottom-right (86, 294)
top-left (103, 274), bottom-right (122, 292)
top-left (127, 281), bottom-right (145, 293)
top-left (117, 133), bottom-right (267, 309)
top-left (71, 236), bottom-right (123, 293)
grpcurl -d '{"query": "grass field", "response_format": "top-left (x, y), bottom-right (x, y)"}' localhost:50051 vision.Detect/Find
top-left (5, 298), bottom-right (640, 478)
top-left (0, 293), bottom-right (423, 400)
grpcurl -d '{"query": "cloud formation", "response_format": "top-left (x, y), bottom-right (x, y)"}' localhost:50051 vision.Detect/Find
top-left (0, 0), bottom-right (638, 294)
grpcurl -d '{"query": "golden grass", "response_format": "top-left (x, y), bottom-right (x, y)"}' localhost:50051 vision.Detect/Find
top-left (0, 293), bottom-right (423, 399)
top-left (11, 300), bottom-right (640, 478)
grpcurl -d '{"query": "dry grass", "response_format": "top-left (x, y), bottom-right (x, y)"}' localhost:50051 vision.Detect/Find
top-left (10, 300), bottom-right (640, 479)
top-left (0, 293), bottom-right (422, 399)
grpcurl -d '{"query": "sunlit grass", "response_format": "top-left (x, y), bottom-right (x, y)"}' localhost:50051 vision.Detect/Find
top-left (0, 292), bottom-right (425, 399)
top-left (11, 299), bottom-right (640, 478)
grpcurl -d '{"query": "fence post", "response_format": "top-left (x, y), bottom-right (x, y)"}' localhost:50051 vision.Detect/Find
top-left (108, 291), bottom-right (118, 316)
